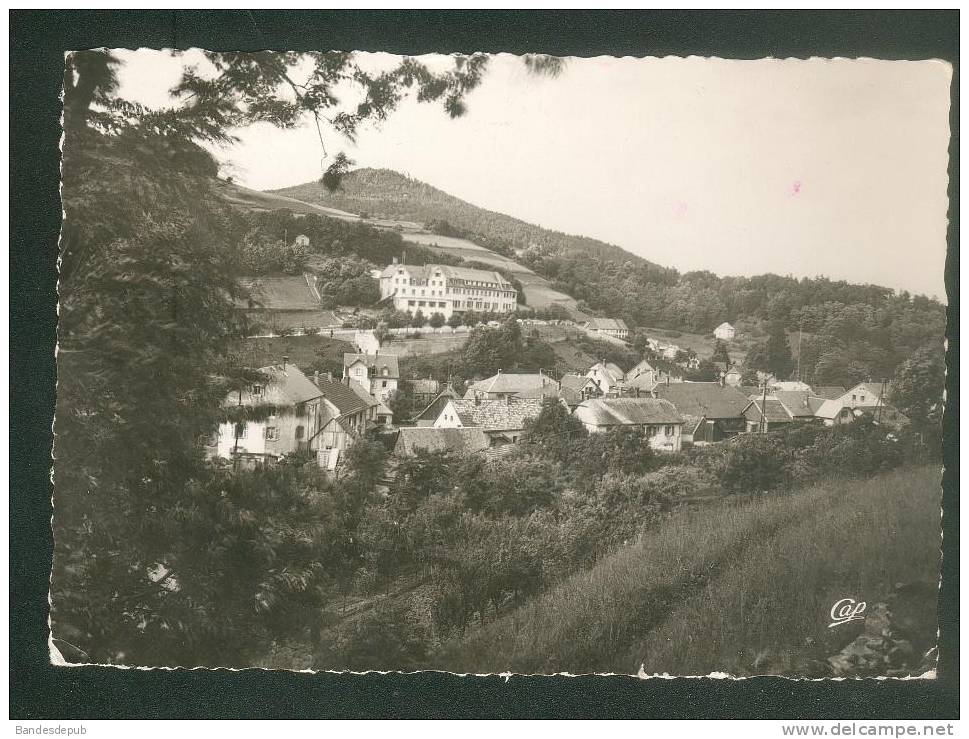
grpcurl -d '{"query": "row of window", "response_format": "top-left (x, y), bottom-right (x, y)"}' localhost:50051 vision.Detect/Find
top-left (394, 285), bottom-right (514, 299)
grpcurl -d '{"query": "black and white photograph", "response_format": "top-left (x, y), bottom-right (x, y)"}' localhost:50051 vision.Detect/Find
top-left (48, 40), bottom-right (951, 681)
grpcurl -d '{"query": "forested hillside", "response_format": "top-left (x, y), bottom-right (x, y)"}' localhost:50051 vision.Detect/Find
top-left (271, 168), bottom-right (669, 269)
top-left (269, 168), bottom-right (946, 390)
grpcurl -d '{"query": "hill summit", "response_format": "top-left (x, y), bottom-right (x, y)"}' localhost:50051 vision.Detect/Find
top-left (269, 168), bottom-right (669, 270)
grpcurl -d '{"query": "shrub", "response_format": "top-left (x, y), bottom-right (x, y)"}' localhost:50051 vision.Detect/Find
top-left (720, 433), bottom-right (788, 493)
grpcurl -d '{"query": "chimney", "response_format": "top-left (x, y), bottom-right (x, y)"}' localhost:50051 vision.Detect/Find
top-left (474, 392), bottom-right (481, 406)
top-left (282, 355), bottom-right (289, 370)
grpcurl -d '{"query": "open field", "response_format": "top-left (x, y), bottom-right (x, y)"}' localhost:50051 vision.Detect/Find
top-left (236, 335), bottom-right (354, 372)
top-left (220, 181), bottom-right (363, 221)
top-left (434, 465), bottom-right (941, 676)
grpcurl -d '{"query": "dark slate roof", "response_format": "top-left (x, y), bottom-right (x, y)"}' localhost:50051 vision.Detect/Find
top-left (394, 427), bottom-right (491, 457)
top-left (410, 385), bottom-right (461, 423)
top-left (653, 382), bottom-right (750, 419)
top-left (586, 318), bottom-right (629, 332)
top-left (405, 378), bottom-right (441, 395)
top-left (560, 373), bottom-right (593, 392)
top-left (811, 386), bottom-right (848, 400)
top-left (574, 398), bottom-right (683, 427)
top-left (773, 391), bottom-right (826, 418)
top-left (314, 376), bottom-right (370, 416)
top-left (343, 352), bottom-right (400, 378)
top-left (449, 397), bottom-right (544, 430)
top-left (744, 398), bottom-right (794, 424)
top-left (380, 263), bottom-right (514, 289)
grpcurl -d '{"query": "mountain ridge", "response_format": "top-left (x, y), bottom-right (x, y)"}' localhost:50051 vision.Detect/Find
top-left (268, 167), bottom-right (673, 274)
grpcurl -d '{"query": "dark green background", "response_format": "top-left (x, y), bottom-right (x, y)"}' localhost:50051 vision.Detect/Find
top-left (9, 10), bottom-right (960, 719)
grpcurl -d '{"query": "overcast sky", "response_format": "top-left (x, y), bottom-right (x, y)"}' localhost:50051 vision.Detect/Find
top-left (113, 50), bottom-right (951, 299)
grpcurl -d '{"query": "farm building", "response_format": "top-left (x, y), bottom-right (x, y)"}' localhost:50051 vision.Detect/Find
top-left (652, 382), bottom-right (749, 441)
top-left (584, 318), bottom-right (630, 341)
top-left (572, 398), bottom-right (684, 452)
top-left (714, 322), bottom-right (736, 340)
top-left (393, 427), bottom-right (491, 458)
top-left (433, 396), bottom-right (544, 445)
top-left (465, 370), bottom-right (559, 400)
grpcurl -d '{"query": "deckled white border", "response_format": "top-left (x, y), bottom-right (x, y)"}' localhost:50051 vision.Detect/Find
top-left (46, 49), bottom-right (951, 682)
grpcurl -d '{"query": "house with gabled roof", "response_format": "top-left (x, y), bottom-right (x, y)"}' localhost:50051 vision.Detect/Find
top-left (404, 378), bottom-right (442, 407)
top-left (714, 322), bottom-right (736, 340)
top-left (652, 382), bottom-right (749, 442)
top-left (572, 398), bottom-right (684, 452)
top-left (433, 396), bottom-right (544, 445)
top-left (586, 361), bottom-right (625, 395)
top-left (410, 384), bottom-right (462, 427)
top-left (343, 351), bottom-right (400, 402)
top-left (743, 396), bottom-right (795, 432)
top-left (212, 362), bottom-right (328, 468)
top-left (464, 370), bottom-right (559, 400)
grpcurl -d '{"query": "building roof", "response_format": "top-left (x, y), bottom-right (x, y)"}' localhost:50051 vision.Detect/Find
top-left (405, 378), bottom-right (441, 396)
top-left (586, 318), bottom-right (629, 332)
top-left (447, 397), bottom-right (544, 430)
top-left (744, 397), bottom-right (795, 424)
top-left (587, 361), bottom-right (625, 387)
top-left (653, 382), bottom-right (750, 419)
top-left (343, 352), bottom-right (400, 378)
top-left (625, 373), bottom-right (658, 391)
top-left (380, 262), bottom-right (514, 289)
top-left (257, 364), bottom-right (322, 405)
top-left (314, 376), bottom-right (371, 416)
top-left (814, 398), bottom-right (847, 420)
top-left (574, 398), bottom-right (683, 427)
top-left (410, 385), bottom-right (462, 423)
top-left (346, 379), bottom-right (380, 408)
top-left (772, 390), bottom-right (827, 418)
top-left (394, 427), bottom-right (491, 457)
top-left (715, 322), bottom-right (735, 331)
top-left (560, 373), bottom-right (594, 392)
top-left (811, 386), bottom-right (847, 400)
top-left (466, 372), bottom-right (559, 396)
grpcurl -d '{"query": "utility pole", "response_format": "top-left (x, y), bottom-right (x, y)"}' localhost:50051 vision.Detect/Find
top-left (760, 379), bottom-right (769, 434)
top-left (795, 319), bottom-right (803, 382)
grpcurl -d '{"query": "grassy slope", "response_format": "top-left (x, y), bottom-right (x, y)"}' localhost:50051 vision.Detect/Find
top-left (434, 465), bottom-right (941, 676)
top-left (270, 168), bottom-right (666, 268)
top-left (236, 335), bottom-right (354, 373)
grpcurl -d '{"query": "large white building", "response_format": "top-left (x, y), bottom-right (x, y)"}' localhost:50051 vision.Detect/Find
top-left (379, 260), bottom-right (518, 318)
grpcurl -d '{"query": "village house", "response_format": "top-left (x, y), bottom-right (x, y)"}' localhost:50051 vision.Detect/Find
top-left (345, 376), bottom-right (394, 427)
top-left (771, 390), bottom-right (827, 421)
top-left (559, 373), bottom-right (602, 405)
top-left (433, 396), bottom-right (544, 445)
top-left (212, 362), bottom-right (325, 468)
top-left (814, 383), bottom-right (907, 430)
top-left (583, 317), bottom-right (630, 341)
top-left (714, 322), bottom-right (736, 340)
top-left (652, 382), bottom-right (749, 442)
top-left (464, 370), bottom-right (559, 400)
top-left (410, 384), bottom-right (462, 427)
top-left (572, 398), bottom-right (685, 452)
top-left (379, 260), bottom-right (518, 318)
top-left (308, 375), bottom-right (373, 470)
top-left (343, 352), bottom-right (399, 402)
top-left (586, 361), bottom-right (625, 396)
top-left (743, 396), bottom-right (795, 432)
top-left (393, 427), bottom-right (492, 458)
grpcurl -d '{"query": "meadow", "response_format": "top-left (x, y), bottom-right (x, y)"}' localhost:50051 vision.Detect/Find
top-left (434, 465), bottom-right (941, 676)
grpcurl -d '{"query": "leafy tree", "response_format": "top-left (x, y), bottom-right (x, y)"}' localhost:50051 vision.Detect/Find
top-left (891, 346), bottom-right (945, 432)
top-left (411, 309), bottom-right (426, 328)
top-left (429, 312), bottom-right (446, 329)
top-left (521, 397), bottom-right (588, 463)
top-left (720, 434), bottom-right (787, 493)
top-left (447, 312), bottom-right (463, 329)
top-left (711, 339), bottom-right (730, 365)
top-left (765, 320), bottom-right (794, 379)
